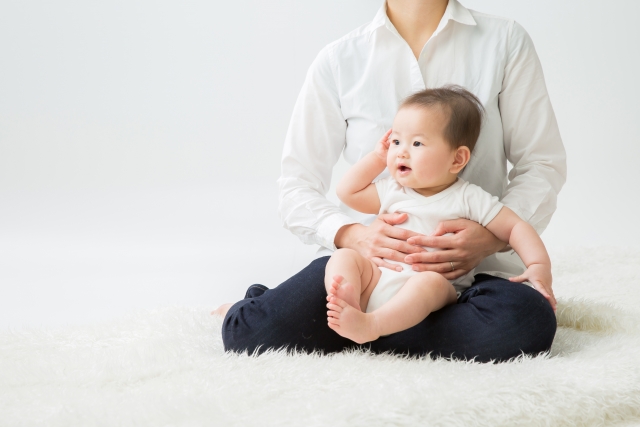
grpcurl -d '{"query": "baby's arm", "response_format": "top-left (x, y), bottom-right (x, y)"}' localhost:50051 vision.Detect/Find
top-left (485, 207), bottom-right (557, 312)
top-left (336, 129), bottom-right (392, 214)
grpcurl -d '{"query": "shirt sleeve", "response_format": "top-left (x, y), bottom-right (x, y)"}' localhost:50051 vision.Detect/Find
top-left (277, 45), bottom-right (355, 250)
top-left (463, 182), bottom-right (504, 227)
top-left (499, 21), bottom-right (567, 233)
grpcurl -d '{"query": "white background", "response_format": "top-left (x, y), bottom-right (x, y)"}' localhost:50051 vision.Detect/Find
top-left (1, 0), bottom-right (639, 329)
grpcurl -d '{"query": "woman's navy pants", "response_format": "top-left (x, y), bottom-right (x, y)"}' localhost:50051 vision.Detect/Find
top-left (222, 256), bottom-right (556, 362)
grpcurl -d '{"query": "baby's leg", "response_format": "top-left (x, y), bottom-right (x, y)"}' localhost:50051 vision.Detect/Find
top-left (327, 271), bottom-right (457, 344)
top-left (324, 248), bottom-right (381, 311)
top-left (373, 272), bottom-right (457, 337)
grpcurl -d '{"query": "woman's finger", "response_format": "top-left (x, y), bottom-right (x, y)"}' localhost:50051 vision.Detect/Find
top-left (430, 219), bottom-right (467, 237)
top-left (407, 233), bottom-right (456, 249)
top-left (382, 221), bottom-right (422, 240)
top-left (380, 235), bottom-right (424, 255)
top-left (383, 236), bottom-right (425, 255)
top-left (410, 261), bottom-right (469, 279)
top-left (404, 248), bottom-right (460, 264)
top-left (371, 257), bottom-right (403, 272)
top-left (410, 261), bottom-right (459, 274)
top-left (377, 212), bottom-right (409, 226)
top-left (372, 246), bottom-right (406, 264)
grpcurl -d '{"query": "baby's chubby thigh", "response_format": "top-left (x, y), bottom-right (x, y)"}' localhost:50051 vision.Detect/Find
top-left (359, 258), bottom-right (383, 312)
top-left (365, 262), bottom-right (415, 313)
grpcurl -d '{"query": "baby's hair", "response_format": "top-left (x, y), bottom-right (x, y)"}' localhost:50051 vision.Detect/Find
top-left (399, 85), bottom-right (484, 152)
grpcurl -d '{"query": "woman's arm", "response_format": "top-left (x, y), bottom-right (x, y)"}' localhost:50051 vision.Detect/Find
top-left (278, 46), bottom-right (354, 251)
top-left (499, 21), bottom-right (567, 233)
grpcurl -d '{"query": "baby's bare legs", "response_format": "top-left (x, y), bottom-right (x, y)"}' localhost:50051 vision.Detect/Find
top-left (327, 271), bottom-right (457, 344)
top-left (324, 248), bottom-right (381, 312)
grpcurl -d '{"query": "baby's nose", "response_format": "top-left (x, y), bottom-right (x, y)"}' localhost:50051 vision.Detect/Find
top-left (397, 148), bottom-right (409, 157)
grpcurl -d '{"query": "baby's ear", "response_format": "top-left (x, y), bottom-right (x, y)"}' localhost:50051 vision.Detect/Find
top-left (450, 146), bottom-right (471, 173)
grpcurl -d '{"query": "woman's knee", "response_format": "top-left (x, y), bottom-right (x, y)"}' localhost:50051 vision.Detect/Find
top-left (509, 284), bottom-right (556, 354)
top-left (465, 279), bottom-right (557, 358)
top-left (222, 256), bottom-right (332, 353)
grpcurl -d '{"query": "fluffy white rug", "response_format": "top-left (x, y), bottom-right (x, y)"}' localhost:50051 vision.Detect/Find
top-left (2, 247), bottom-right (640, 427)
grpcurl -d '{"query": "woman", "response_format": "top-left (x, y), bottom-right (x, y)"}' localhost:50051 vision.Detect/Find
top-left (220, 0), bottom-right (566, 362)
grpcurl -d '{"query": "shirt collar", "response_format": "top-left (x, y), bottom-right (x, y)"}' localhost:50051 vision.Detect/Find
top-left (367, 0), bottom-right (476, 42)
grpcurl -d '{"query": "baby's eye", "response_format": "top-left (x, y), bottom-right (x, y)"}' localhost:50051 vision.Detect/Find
top-left (413, 141), bottom-right (422, 147)
top-left (392, 139), bottom-right (400, 145)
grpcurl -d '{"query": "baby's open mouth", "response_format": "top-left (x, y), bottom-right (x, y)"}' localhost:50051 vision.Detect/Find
top-left (399, 166), bottom-right (411, 172)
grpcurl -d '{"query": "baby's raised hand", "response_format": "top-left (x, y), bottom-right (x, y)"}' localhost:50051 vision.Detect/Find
top-left (509, 263), bottom-right (556, 313)
top-left (373, 129), bottom-right (393, 162)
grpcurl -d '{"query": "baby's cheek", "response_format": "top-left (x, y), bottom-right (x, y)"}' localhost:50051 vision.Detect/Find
top-left (386, 154), bottom-right (394, 170)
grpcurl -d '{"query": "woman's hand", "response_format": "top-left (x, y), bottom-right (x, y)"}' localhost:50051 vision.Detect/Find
top-left (334, 212), bottom-right (425, 271)
top-left (403, 218), bottom-right (507, 280)
top-left (373, 129), bottom-right (393, 162)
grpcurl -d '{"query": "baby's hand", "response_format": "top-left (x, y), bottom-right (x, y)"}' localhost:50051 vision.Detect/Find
top-left (373, 129), bottom-right (393, 162)
top-left (509, 263), bottom-right (557, 313)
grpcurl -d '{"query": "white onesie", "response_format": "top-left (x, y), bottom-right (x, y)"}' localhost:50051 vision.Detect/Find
top-left (365, 177), bottom-right (504, 313)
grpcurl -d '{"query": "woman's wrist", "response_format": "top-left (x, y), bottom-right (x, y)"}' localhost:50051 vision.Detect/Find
top-left (334, 223), bottom-right (365, 249)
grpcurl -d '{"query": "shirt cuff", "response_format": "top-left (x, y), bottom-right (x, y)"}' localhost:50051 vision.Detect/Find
top-left (316, 213), bottom-right (359, 251)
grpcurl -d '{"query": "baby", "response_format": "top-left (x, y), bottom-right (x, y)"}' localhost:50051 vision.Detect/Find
top-left (324, 86), bottom-right (556, 344)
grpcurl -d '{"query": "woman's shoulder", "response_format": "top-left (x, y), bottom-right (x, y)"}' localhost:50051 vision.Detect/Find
top-left (467, 8), bottom-right (514, 26)
top-left (467, 9), bottom-right (533, 47)
top-left (320, 21), bottom-right (376, 59)
top-left (307, 22), bottom-right (372, 71)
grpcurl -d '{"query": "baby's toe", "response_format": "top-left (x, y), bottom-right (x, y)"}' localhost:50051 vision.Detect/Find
top-left (327, 302), bottom-right (343, 313)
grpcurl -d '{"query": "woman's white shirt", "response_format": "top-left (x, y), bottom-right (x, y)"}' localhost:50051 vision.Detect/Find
top-left (277, 0), bottom-right (566, 279)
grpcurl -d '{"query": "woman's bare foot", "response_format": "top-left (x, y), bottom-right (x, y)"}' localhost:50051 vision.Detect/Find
top-left (326, 296), bottom-right (380, 344)
top-left (211, 303), bottom-right (232, 318)
top-left (327, 275), bottom-right (361, 311)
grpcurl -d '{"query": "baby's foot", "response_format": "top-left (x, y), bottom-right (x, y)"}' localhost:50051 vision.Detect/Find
top-left (211, 303), bottom-right (232, 318)
top-left (326, 296), bottom-right (380, 344)
top-left (327, 275), bottom-right (361, 311)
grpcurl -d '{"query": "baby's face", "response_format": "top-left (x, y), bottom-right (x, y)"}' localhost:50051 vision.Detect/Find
top-left (388, 106), bottom-right (459, 195)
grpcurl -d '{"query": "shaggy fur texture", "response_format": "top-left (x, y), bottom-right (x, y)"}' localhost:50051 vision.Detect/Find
top-left (2, 247), bottom-right (640, 426)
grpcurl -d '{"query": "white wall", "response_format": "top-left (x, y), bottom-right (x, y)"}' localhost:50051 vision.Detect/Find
top-left (1, 0), bottom-right (639, 329)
